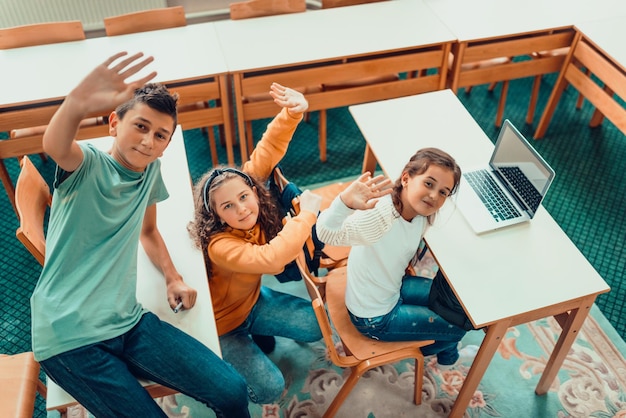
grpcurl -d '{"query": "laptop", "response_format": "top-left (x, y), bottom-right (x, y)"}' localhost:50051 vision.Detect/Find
top-left (454, 120), bottom-right (555, 234)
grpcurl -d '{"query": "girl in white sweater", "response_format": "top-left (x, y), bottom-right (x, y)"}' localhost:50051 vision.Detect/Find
top-left (316, 147), bottom-right (472, 368)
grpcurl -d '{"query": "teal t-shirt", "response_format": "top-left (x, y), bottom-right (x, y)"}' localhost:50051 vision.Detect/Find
top-left (31, 143), bottom-right (169, 361)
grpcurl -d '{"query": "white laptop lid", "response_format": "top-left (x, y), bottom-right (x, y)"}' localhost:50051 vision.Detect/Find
top-left (455, 120), bottom-right (556, 234)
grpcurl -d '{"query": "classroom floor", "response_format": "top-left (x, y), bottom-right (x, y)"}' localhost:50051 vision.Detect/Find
top-left (1, 73), bottom-right (624, 417)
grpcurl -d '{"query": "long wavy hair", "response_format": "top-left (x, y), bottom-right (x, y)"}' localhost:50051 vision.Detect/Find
top-left (188, 166), bottom-right (284, 277)
top-left (391, 147), bottom-right (462, 226)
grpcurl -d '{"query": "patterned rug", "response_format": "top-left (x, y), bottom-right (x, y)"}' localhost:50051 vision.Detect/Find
top-left (56, 250), bottom-right (626, 418)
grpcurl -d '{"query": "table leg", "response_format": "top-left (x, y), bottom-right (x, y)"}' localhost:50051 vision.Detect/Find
top-left (361, 144), bottom-right (377, 174)
top-left (1, 159), bottom-right (17, 215)
top-left (535, 295), bottom-right (596, 394)
top-left (449, 319), bottom-right (510, 418)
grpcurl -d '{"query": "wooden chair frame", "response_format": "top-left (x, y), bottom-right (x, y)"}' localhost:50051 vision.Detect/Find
top-left (296, 253), bottom-right (433, 417)
top-left (535, 31), bottom-right (626, 138)
top-left (0, 352), bottom-right (47, 417)
top-left (103, 6), bottom-right (187, 36)
top-left (448, 28), bottom-right (575, 127)
top-left (232, 42), bottom-right (451, 163)
top-left (230, 0), bottom-right (306, 20)
top-left (0, 21), bottom-right (85, 49)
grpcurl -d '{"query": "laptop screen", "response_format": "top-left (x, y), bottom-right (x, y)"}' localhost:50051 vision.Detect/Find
top-left (489, 120), bottom-right (556, 217)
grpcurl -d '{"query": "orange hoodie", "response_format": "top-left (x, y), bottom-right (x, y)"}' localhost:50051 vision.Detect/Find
top-left (207, 108), bottom-right (316, 335)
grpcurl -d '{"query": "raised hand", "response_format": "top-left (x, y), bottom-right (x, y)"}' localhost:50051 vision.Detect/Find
top-left (339, 172), bottom-right (393, 210)
top-left (68, 52), bottom-right (157, 116)
top-left (269, 82), bottom-right (309, 115)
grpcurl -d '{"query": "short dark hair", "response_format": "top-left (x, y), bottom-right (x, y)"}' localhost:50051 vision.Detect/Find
top-left (115, 83), bottom-right (179, 129)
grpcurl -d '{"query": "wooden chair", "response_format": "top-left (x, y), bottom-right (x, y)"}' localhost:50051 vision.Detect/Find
top-left (230, 0), bottom-right (306, 20)
top-left (295, 253), bottom-right (434, 417)
top-left (103, 6), bottom-right (187, 36)
top-left (0, 21), bottom-right (107, 215)
top-left (228, 0), bottom-right (318, 161)
top-left (316, 0), bottom-right (399, 162)
top-left (15, 156), bottom-right (51, 266)
top-left (104, 6), bottom-right (224, 166)
top-left (0, 352), bottom-right (47, 418)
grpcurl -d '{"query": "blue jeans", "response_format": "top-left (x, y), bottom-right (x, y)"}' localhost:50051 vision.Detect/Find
top-left (349, 276), bottom-right (467, 366)
top-left (40, 312), bottom-right (250, 418)
top-left (219, 286), bottom-right (322, 404)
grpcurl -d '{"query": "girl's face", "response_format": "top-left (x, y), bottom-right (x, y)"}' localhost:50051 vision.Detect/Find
top-left (212, 177), bottom-right (259, 231)
top-left (400, 164), bottom-right (454, 220)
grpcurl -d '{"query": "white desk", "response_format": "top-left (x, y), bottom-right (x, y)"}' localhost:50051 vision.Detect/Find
top-left (349, 89), bottom-right (610, 418)
top-left (0, 22), bottom-right (227, 108)
top-left (214, 0), bottom-right (456, 161)
top-left (46, 130), bottom-right (221, 411)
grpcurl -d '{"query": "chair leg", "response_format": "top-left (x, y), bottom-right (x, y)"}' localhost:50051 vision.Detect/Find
top-left (576, 69), bottom-right (591, 109)
top-left (1, 160), bottom-right (17, 215)
top-left (207, 126), bottom-right (219, 167)
top-left (413, 356), bottom-right (424, 405)
top-left (527, 75), bottom-right (542, 125)
top-left (319, 109), bottom-right (327, 163)
top-left (495, 80), bottom-right (510, 127)
top-left (245, 121), bottom-right (254, 161)
top-left (323, 366), bottom-right (363, 418)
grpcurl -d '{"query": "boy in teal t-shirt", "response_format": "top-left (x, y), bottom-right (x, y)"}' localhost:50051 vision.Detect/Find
top-left (31, 52), bottom-right (249, 418)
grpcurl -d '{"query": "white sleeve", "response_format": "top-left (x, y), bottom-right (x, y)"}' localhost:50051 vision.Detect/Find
top-left (315, 195), bottom-right (396, 246)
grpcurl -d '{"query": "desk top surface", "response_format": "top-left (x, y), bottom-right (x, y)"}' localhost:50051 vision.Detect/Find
top-left (1, 22), bottom-right (227, 108)
top-left (424, 0), bottom-right (626, 41)
top-left (575, 16), bottom-right (626, 71)
top-left (349, 90), bottom-right (610, 327)
top-left (46, 130), bottom-right (220, 409)
top-left (213, 0), bottom-right (455, 72)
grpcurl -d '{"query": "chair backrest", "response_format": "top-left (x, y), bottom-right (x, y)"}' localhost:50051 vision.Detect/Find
top-left (321, 0), bottom-right (387, 9)
top-left (15, 156), bottom-right (51, 266)
top-left (0, 21), bottom-right (85, 49)
top-left (230, 0), bottom-right (306, 20)
top-left (104, 6), bottom-right (187, 36)
top-left (295, 252), bottom-right (359, 368)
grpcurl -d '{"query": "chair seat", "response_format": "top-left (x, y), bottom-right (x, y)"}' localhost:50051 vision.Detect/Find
top-left (325, 268), bottom-right (434, 360)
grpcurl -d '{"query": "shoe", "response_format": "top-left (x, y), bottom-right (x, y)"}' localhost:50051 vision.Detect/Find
top-left (252, 334), bottom-right (276, 354)
top-left (437, 344), bottom-right (479, 370)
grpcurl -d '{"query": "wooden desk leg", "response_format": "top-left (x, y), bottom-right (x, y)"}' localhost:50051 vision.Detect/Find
top-left (535, 295), bottom-right (595, 395)
top-left (219, 75), bottom-right (236, 166)
top-left (361, 144), bottom-right (377, 174)
top-left (449, 319), bottom-right (510, 418)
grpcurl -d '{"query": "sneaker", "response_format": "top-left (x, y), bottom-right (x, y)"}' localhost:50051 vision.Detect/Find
top-left (437, 344), bottom-right (479, 370)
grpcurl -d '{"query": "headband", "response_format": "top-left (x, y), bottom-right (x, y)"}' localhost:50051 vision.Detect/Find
top-left (202, 168), bottom-right (254, 213)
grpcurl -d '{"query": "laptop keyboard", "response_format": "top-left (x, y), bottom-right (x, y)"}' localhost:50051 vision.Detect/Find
top-left (499, 166), bottom-right (543, 211)
top-left (464, 170), bottom-right (521, 222)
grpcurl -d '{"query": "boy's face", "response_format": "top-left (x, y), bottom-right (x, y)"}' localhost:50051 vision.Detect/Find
top-left (108, 103), bottom-right (175, 172)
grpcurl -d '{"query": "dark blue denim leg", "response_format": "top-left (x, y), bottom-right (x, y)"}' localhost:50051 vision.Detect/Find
top-left (247, 286), bottom-right (322, 342)
top-left (41, 338), bottom-right (168, 418)
top-left (350, 276), bottom-right (467, 366)
top-left (220, 286), bottom-right (322, 404)
top-left (123, 312), bottom-right (250, 418)
top-left (220, 327), bottom-right (285, 404)
top-left (42, 312), bottom-right (250, 418)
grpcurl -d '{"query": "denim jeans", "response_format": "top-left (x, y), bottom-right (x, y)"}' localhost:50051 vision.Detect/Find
top-left (349, 275), bottom-right (467, 366)
top-left (40, 312), bottom-right (250, 418)
top-left (219, 285), bottom-right (322, 404)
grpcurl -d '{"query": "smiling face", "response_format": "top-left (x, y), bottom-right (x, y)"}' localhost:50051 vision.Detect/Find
top-left (108, 103), bottom-right (174, 172)
top-left (212, 177), bottom-right (260, 231)
top-left (399, 164), bottom-right (455, 220)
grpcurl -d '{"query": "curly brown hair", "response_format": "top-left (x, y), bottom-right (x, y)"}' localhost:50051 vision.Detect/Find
top-left (187, 166), bottom-right (284, 277)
